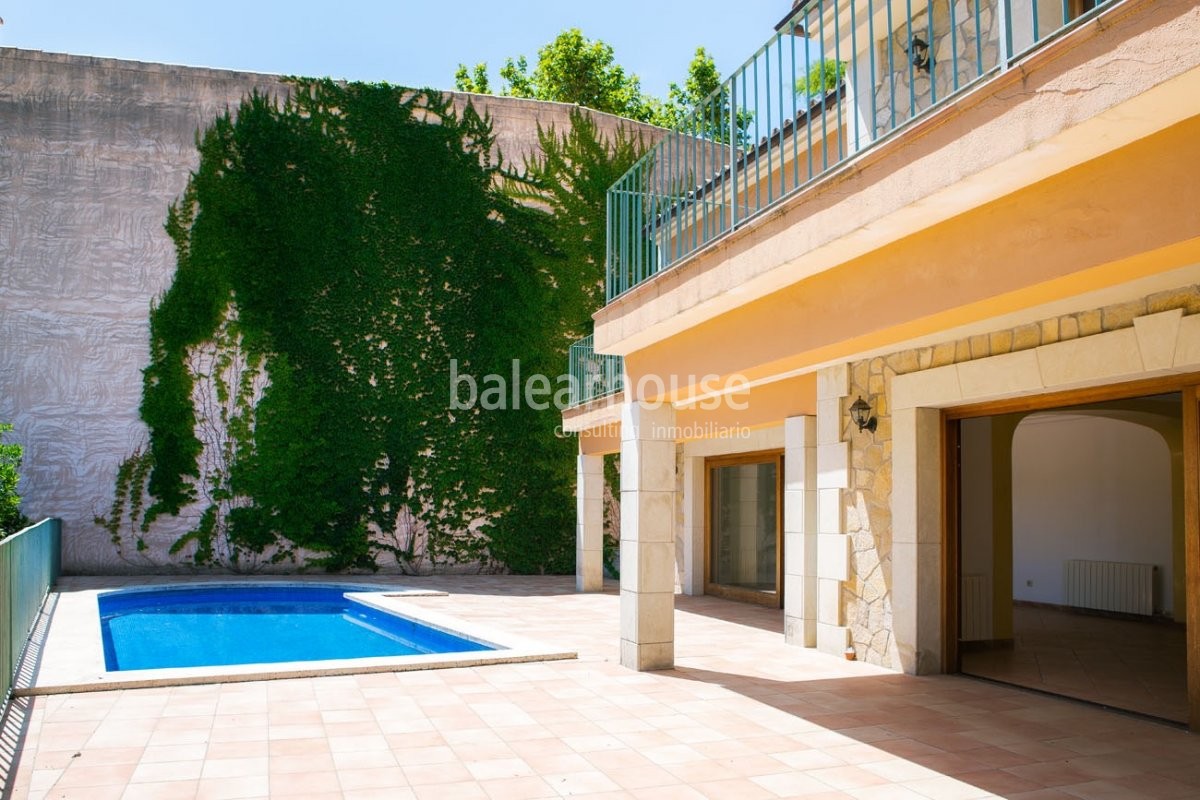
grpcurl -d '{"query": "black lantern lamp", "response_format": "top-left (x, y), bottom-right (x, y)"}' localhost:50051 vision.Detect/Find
top-left (907, 36), bottom-right (932, 73)
top-left (849, 396), bottom-right (877, 434)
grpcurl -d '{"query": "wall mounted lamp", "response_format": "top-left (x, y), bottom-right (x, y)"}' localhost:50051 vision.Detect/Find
top-left (849, 396), bottom-right (877, 433)
top-left (907, 36), bottom-right (932, 73)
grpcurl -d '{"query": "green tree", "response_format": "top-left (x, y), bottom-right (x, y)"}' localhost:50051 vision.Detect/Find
top-left (453, 62), bottom-right (491, 95)
top-left (0, 423), bottom-right (29, 535)
top-left (800, 59), bottom-right (847, 101)
top-left (508, 109), bottom-right (647, 334)
top-left (486, 110), bottom-right (647, 573)
top-left (653, 47), bottom-right (721, 129)
top-left (505, 29), bottom-right (654, 120)
top-left (455, 30), bottom-right (726, 128)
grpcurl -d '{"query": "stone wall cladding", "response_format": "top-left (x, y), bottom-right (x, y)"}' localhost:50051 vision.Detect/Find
top-left (0, 47), bottom-right (664, 573)
top-left (875, 0), bottom-right (1000, 137)
top-left (842, 285), bottom-right (1200, 667)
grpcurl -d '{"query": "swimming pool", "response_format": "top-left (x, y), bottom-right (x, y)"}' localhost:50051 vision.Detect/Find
top-left (99, 584), bottom-right (495, 671)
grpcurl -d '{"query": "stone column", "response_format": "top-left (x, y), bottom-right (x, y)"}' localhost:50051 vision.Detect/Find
top-left (680, 454), bottom-right (705, 596)
top-left (893, 405), bottom-right (944, 674)
top-left (576, 450), bottom-right (605, 592)
top-left (784, 415), bottom-right (818, 646)
top-left (816, 365), bottom-right (853, 657)
top-left (619, 401), bottom-right (677, 671)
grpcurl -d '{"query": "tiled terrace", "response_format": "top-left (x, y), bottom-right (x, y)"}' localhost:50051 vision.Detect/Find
top-left (6, 575), bottom-right (1200, 799)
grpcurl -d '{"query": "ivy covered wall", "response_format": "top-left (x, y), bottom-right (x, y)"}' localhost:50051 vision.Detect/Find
top-left (1, 49), bottom-right (654, 573)
top-left (98, 81), bottom-right (646, 573)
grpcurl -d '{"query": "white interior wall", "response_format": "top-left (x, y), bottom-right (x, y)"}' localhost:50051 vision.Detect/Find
top-left (1011, 413), bottom-right (1173, 611)
top-left (959, 417), bottom-right (995, 578)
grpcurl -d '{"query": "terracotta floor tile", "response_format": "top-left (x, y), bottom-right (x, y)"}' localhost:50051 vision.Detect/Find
top-left (52, 762), bottom-right (139, 788)
top-left (478, 775), bottom-right (558, 799)
top-left (11, 577), bottom-right (1200, 800)
top-left (342, 789), bottom-right (416, 800)
top-left (412, 781), bottom-right (490, 800)
top-left (805, 765), bottom-right (889, 792)
top-left (194, 774), bottom-right (269, 799)
top-left (268, 769), bottom-right (341, 795)
top-left (541, 769), bottom-right (622, 796)
top-left (119, 779), bottom-right (200, 799)
top-left (199, 757), bottom-right (268, 780)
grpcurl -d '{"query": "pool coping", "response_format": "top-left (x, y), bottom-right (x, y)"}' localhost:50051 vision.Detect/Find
top-left (18, 579), bottom-right (577, 695)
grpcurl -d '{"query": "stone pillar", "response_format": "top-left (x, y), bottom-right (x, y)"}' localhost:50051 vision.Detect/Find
top-left (784, 415), bottom-right (818, 646)
top-left (893, 405), bottom-right (944, 674)
top-left (680, 454), bottom-right (705, 596)
top-left (576, 450), bottom-right (605, 592)
top-left (816, 365), bottom-right (853, 657)
top-left (619, 401), bottom-right (677, 671)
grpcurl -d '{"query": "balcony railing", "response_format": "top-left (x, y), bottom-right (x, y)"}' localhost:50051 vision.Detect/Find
top-left (1, 519), bottom-right (61, 710)
top-left (568, 334), bottom-right (624, 407)
top-left (606, 0), bottom-right (1119, 301)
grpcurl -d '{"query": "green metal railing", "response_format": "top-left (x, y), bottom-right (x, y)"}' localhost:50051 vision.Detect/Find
top-left (568, 334), bottom-right (624, 407)
top-left (606, 0), bottom-right (1119, 301)
top-left (1, 519), bottom-right (61, 707)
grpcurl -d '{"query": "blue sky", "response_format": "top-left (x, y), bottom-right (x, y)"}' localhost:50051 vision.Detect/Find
top-left (0, 1), bottom-right (784, 99)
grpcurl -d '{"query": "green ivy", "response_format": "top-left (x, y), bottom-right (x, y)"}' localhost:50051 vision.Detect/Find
top-left (121, 81), bottom-right (645, 573)
top-left (0, 423), bottom-right (29, 536)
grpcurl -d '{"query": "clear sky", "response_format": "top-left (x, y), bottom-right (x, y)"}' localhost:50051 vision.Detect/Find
top-left (0, 1), bottom-right (785, 99)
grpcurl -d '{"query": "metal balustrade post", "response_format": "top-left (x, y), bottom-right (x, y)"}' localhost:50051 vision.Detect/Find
top-left (999, 0), bottom-right (1014, 70)
top-left (729, 80), bottom-right (738, 230)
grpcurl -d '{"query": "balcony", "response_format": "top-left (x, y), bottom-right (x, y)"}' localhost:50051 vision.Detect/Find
top-left (567, 334), bottom-right (624, 408)
top-left (605, 0), bottom-right (1121, 302)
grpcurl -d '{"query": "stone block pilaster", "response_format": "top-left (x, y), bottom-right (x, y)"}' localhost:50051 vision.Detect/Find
top-left (576, 451), bottom-right (605, 592)
top-left (619, 402), bottom-right (677, 671)
top-left (783, 415), bottom-right (818, 646)
top-left (815, 364), bottom-right (852, 656)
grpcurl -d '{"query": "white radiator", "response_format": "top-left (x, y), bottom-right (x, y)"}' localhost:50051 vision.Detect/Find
top-left (1063, 559), bottom-right (1155, 616)
top-left (960, 574), bottom-right (993, 641)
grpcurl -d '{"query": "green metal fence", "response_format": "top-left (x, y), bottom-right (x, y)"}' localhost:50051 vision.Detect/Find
top-left (606, 0), bottom-right (1120, 301)
top-left (1, 519), bottom-right (61, 707)
top-left (568, 334), bottom-right (624, 407)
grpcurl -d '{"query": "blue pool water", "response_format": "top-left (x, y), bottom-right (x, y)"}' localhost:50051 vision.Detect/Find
top-left (99, 584), bottom-right (494, 671)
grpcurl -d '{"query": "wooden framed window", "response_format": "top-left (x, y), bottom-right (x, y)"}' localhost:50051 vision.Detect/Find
top-left (704, 451), bottom-right (784, 607)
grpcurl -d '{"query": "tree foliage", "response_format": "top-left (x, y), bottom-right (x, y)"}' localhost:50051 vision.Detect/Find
top-left (457, 29), bottom-right (654, 121)
top-left (508, 109), bottom-right (647, 334)
top-left (484, 109), bottom-right (646, 572)
top-left (655, 47), bottom-right (722, 130)
top-left (455, 31), bottom-right (724, 130)
top-left (0, 423), bottom-right (29, 536)
top-left (800, 59), bottom-right (847, 101)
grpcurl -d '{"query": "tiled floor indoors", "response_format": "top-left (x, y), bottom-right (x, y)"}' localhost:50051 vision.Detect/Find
top-left (7, 574), bottom-right (1200, 800)
top-left (961, 604), bottom-right (1188, 724)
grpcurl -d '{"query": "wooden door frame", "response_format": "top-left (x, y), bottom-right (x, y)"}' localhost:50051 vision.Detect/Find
top-left (941, 373), bottom-right (1200, 730)
top-left (703, 449), bottom-right (784, 608)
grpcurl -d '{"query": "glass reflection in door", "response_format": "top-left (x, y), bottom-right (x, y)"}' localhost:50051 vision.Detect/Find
top-left (706, 453), bottom-right (782, 605)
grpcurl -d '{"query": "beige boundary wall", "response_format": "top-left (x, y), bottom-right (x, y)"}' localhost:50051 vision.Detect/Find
top-left (0, 48), bottom-right (663, 573)
top-left (837, 283), bottom-right (1200, 669)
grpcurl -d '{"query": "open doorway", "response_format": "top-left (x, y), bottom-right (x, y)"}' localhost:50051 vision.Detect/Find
top-left (954, 393), bottom-right (1188, 723)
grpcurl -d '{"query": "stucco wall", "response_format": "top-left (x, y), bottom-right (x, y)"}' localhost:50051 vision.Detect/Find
top-left (0, 47), bottom-right (662, 573)
top-left (1010, 414), bottom-right (1173, 610)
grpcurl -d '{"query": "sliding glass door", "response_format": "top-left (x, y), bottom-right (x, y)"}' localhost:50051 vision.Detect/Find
top-left (705, 452), bottom-right (783, 607)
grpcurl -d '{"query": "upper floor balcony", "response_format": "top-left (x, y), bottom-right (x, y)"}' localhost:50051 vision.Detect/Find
top-left (605, 0), bottom-right (1127, 302)
top-left (567, 334), bottom-right (625, 407)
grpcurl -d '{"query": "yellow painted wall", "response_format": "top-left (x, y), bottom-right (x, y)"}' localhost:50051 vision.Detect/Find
top-left (623, 116), bottom-right (1200, 403)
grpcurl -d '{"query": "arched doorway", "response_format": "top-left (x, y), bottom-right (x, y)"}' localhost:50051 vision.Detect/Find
top-left (955, 393), bottom-right (1187, 722)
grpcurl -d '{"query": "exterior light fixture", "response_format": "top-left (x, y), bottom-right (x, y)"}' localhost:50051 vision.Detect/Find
top-left (908, 36), bottom-right (932, 73)
top-left (849, 396), bottom-right (877, 433)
